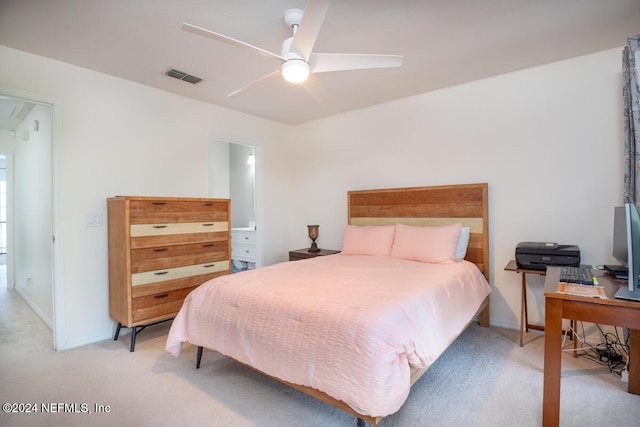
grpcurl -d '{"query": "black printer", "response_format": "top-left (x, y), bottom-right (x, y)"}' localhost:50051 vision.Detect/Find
top-left (515, 242), bottom-right (580, 271)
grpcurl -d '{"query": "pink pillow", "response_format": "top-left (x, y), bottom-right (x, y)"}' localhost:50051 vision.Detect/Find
top-left (341, 225), bottom-right (396, 256)
top-left (391, 223), bottom-right (462, 263)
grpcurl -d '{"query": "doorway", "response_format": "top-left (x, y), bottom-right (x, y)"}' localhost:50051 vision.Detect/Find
top-left (0, 153), bottom-right (6, 289)
top-left (209, 137), bottom-right (263, 271)
top-left (0, 87), bottom-right (62, 350)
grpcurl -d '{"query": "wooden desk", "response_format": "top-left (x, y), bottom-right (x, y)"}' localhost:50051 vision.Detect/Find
top-left (542, 267), bottom-right (640, 427)
top-left (504, 260), bottom-right (547, 346)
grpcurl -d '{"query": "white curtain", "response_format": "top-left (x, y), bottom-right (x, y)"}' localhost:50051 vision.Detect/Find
top-left (623, 35), bottom-right (640, 203)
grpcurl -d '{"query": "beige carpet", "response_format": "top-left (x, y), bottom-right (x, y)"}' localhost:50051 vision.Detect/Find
top-left (1, 288), bottom-right (639, 427)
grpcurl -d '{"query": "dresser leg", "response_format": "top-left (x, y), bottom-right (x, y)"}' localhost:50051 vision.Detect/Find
top-left (114, 319), bottom-right (172, 352)
top-left (114, 322), bottom-right (122, 340)
top-left (130, 327), bottom-right (137, 352)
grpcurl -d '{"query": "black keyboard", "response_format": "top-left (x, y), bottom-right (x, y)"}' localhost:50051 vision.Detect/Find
top-left (559, 266), bottom-right (597, 285)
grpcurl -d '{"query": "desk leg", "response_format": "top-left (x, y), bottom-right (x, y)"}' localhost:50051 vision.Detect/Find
top-left (523, 274), bottom-right (529, 333)
top-left (629, 329), bottom-right (640, 395)
top-left (572, 320), bottom-right (577, 358)
top-left (519, 272), bottom-right (529, 347)
top-left (543, 297), bottom-right (562, 427)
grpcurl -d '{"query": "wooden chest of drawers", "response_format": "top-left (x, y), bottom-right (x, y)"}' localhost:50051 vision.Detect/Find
top-left (107, 196), bottom-right (231, 351)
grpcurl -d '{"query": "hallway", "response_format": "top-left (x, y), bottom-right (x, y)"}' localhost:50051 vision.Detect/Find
top-left (0, 253), bottom-right (5, 289)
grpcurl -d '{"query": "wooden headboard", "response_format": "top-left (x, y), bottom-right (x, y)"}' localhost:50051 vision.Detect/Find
top-left (347, 183), bottom-right (490, 282)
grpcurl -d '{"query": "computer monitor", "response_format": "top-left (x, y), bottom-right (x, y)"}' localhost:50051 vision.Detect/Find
top-left (615, 203), bottom-right (640, 301)
top-left (612, 206), bottom-right (629, 267)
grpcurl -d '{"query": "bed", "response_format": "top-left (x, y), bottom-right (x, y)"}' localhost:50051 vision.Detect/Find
top-left (166, 183), bottom-right (491, 425)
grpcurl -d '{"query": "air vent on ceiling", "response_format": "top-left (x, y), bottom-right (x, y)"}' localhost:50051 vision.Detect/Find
top-left (165, 68), bottom-right (202, 84)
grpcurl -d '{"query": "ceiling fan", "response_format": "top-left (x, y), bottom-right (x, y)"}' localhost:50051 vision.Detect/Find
top-left (182, 0), bottom-right (403, 98)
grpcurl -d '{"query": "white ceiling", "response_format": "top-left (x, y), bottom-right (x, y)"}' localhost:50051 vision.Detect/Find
top-left (0, 0), bottom-right (639, 125)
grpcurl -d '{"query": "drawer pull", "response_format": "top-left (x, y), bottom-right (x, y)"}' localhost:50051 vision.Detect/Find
top-left (202, 202), bottom-right (212, 206)
top-left (153, 248), bottom-right (168, 252)
top-left (154, 293), bottom-right (169, 299)
top-left (202, 244), bottom-right (214, 247)
top-left (202, 223), bottom-right (214, 227)
top-left (204, 264), bottom-right (216, 268)
top-left (244, 236), bottom-right (249, 240)
top-left (152, 202), bottom-right (167, 205)
top-left (153, 225), bottom-right (168, 229)
top-left (154, 271), bottom-right (169, 276)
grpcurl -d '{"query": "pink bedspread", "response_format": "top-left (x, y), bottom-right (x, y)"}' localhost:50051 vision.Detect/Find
top-left (166, 254), bottom-right (491, 417)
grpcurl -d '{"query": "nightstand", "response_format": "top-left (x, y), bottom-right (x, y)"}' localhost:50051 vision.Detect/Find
top-left (289, 248), bottom-right (340, 261)
top-left (505, 259), bottom-right (575, 349)
top-left (504, 260), bottom-right (546, 347)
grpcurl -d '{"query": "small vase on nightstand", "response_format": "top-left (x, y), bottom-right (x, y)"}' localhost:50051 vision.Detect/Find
top-left (307, 225), bottom-right (320, 253)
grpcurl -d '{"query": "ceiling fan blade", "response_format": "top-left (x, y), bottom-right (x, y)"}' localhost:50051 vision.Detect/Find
top-left (310, 53), bottom-right (403, 73)
top-left (301, 74), bottom-right (329, 107)
top-left (289, 0), bottom-right (330, 60)
top-left (227, 70), bottom-right (281, 98)
top-left (182, 23), bottom-right (284, 62)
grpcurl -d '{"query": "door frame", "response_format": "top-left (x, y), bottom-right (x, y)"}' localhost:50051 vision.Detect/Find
top-left (0, 85), bottom-right (64, 351)
top-left (0, 150), bottom-right (14, 290)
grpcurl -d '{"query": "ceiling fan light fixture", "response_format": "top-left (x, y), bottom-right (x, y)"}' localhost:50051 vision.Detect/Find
top-left (281, 59), bottom-right (310, 83)
top-left (183, 0), bottom-right (402, 97)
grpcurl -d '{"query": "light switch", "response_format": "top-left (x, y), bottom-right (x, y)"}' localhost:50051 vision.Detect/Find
top-left (87, 213), bottom-right (103, 227)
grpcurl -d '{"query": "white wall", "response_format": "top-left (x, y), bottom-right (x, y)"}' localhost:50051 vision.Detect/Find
top-left (0, 45), bottom-right (294, 349)
top-left (208, 139), bottom-right (230, 199)
top-left (290, 48), bottom-right (625, 330)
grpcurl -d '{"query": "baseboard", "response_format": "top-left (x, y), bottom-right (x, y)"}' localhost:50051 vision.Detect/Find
top-left (64, 333), bottom-right (113, 350)
top-left (489, 318), bottom-right (623, 348)
top-left (15, 286), bottom-right (53, 330)
top-left (489, 319), bottom-right (519, 330)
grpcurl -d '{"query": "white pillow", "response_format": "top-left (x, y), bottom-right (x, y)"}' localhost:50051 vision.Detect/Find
top-left (456, 227), bottom-right (471, 260)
